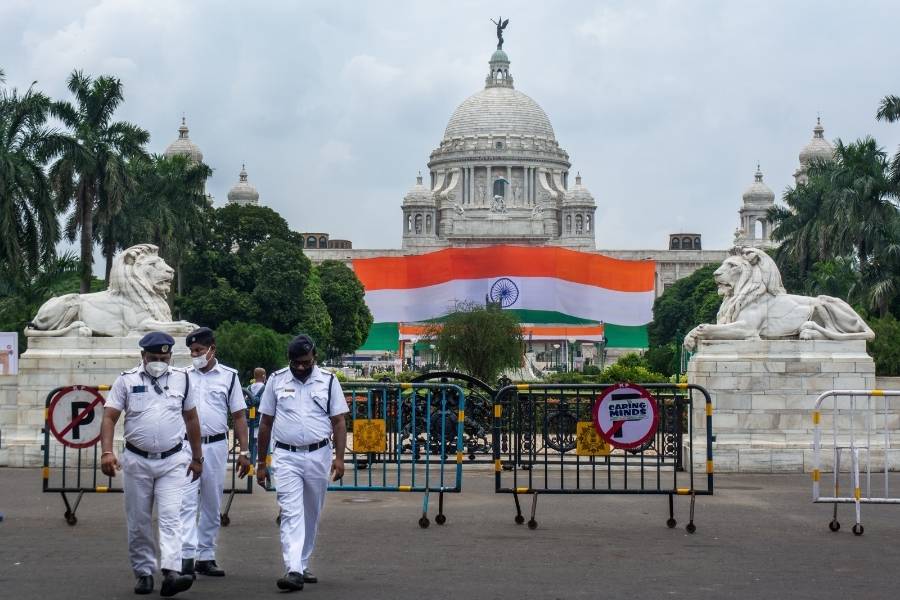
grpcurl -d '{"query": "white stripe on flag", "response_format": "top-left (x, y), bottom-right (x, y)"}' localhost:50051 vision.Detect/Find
top-left (364, 277), bottom-right (654, 326)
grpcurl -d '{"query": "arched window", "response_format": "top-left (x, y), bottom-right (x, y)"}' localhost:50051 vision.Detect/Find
top-left (671, 237), bottom-right (680, 250)
top-left (575, 215), bottom-right (584, 234)
top-left (414, 214), bottom-right (423, 234)
top-left (407, 215), bottom-right (412, 233)
top-left (694, 237), bottom-right (701, 249)
top-left (682, 237), bottom-right (693, 250)
top-left (754, 219), bottom-right (763, 239)
top-left (425, 214), bottom-right (432, 234)
top-left (566, 215), bottom-right (572, 233)
top-left (307, 236), bottom-right (317, 248)
top-left (585, 215), bottom-right (592, 233)
top-left (319, 236), bottom-right (327, 247)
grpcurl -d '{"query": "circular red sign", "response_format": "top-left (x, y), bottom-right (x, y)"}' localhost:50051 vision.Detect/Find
top-left (47, 386), bottom-right (107, 449)
top-left (592, 383), bottom-right (659, 450)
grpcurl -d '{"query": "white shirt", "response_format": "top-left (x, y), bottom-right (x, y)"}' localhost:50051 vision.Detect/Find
top-left (259, 366), bottom-right (348, 447)
top-left (106, 364), bottom-right (196, 454)
top-left (187, 360), bottom-right (246, 437)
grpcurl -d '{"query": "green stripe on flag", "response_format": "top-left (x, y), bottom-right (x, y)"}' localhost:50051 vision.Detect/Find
top-left (604, 324), bottom-right (648, 348)
top-left (359, 322), bottom-right (399, 351)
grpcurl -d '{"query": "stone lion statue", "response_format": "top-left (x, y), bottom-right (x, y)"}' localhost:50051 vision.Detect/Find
top-left (683, 247), bottom-right (874, 351)
top-left (26, 244), bottom-right (197, 338)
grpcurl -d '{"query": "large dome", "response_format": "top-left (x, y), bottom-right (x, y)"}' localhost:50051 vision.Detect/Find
top-left (742, 166), bottom-right (775, 204)
top-left (227, 165), bottom-right (259, 205)
top-left (444, 86), bottom-right (555, 140)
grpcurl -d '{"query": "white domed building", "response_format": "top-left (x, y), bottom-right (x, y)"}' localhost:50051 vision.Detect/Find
top-left (734, 165), bottom-right (776, 248)
top-left (227, 165), bottom-right (260, 206)
top-left (164, 117), bottom-right (204, 164)
top-left (402, 45), bottom-right (596, 250)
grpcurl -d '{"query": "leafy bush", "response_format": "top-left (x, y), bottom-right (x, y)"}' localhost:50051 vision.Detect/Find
top-left (215, 321), bottom-right (290, 383)
top-left (868, 315), bottom-right (900, 375)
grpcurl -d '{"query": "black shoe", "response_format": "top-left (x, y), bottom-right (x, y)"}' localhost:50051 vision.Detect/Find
top-left (276, 571), bottom-right (304, 592)
top-left (195, 559), bottom-right (225, 577)
top-left (133, 575), bottom-right (153, 595)
top-left (160, 569), bottom-right (193, 597)
top-left (181, 558), bottom-right (196, 580)
top-left (303, 569), bottom-right (317, 583)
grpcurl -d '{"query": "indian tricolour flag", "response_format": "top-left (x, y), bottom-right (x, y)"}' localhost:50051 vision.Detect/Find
top-left (352, 245), bottom-right (655, 350)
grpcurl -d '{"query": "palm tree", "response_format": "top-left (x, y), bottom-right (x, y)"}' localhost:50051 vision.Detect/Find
top-left (126, 154), bottom-right (213, 294)
top-left (49, 70), bottom-right (149, 292)
top-left (768, 168), bottom-right (834, 278)
top-left (0, 81), bottom-right (62, 279)
top-left (826, 138), bottom-right (895, 265)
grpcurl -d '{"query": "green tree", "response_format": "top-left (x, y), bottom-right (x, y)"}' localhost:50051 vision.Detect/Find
top-left (867, 314), bottom-right (900, 376)
top-left (426, 303), bottom-right (523, 384)
top-left (0, 81), bottom-right (61, 278)
top-left (213, 204), bottom-right (292, 255)
top-left (123, 154), bottom-right (213, 289)
top-left (215, 321), bottom-right (290, 383)
top-left (176, 277), bottom-right (257, 330)
top-left (317, 260), bottom-right (373, 357)
top-left (250, 238), bottom-right (314, 333)
top-left (296, 268), bottom-right (333, 351)
top-left (49, 70), bottom-right (149, 292)
top-left (648, 264), bottom-right (721, 348)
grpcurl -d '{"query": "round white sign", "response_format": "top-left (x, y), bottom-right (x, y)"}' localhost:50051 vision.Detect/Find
top-left (592, 383), bottom-right (659, 450)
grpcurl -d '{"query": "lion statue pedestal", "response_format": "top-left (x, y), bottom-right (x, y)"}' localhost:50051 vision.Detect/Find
top-left (3, 244), bottom-right (197, 467)
top-left (684, 247), bottom-right (876, 474)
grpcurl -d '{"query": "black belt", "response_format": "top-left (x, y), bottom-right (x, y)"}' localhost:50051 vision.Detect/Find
top-left (125, 441), bottom-right (183, 460)
top-left (186, 432), bottom-right (227, 445)
top-left (275, 439), bottom-right (329, 453)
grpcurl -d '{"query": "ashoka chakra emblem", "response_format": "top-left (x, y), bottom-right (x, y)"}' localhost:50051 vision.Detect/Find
top-left (489, 278), bottom-right (519, 308)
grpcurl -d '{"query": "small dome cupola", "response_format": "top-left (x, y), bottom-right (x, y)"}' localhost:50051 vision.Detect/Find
top-left (164, 116), bottom-right (203, 164)
top-left (742, 164), bottom-right (775, 204)
top-left (226, 164), bottom-right (260, 205)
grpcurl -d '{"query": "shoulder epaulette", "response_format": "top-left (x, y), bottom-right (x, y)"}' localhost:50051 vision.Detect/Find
top-left (273, 367), bottom-right (289, 376)
top-left (219, 364), bottom-right (238, 374)
top-left (122, 367), bottom-right (139, 375)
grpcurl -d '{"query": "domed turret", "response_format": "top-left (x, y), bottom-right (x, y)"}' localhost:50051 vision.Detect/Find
top-left (742, 165), bottom-right (775, 204)
top-left (564, 172), bottom-right (596, 206)
top-left (164, 117), bottom-right (203, 164)
top-left (736, 164), bottom-right (776, 249)
top-left (403, 172), bottom-right (434, 206)
top-left (799, 117), bottom-right (835, 166)
top-left (227, 165), bottom-right (260, 206)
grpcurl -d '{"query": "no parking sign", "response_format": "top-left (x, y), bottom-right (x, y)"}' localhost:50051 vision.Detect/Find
top-left (592, 383), bottom-right (659, 450)
top-left (47, 386), bottom-right (107, 449)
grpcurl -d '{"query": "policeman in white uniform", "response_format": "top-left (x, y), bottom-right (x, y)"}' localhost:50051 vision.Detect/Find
top-left (100, 332), bottom-right (203, 597)
top-left (180, 327), bottom-right (251, 578)
top-left (256, 334), bottom-right (348, 592)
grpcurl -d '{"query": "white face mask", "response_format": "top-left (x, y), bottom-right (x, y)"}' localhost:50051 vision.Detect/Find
top-left (192, 350), bottom-right (211, 370)
top-left (145, 361), bottom-right (169, 378)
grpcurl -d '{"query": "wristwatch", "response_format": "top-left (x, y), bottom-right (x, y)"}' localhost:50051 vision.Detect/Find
top-left (238, 450), bottom-right (250, 458)
top-left (192, 456), bottom-right (205, 464)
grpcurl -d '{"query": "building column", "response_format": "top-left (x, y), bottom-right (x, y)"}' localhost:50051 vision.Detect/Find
top-left (485, 164), bottom-right (492, 205)
top-left (524, 166), bottom-right (529, 206)
top-left (506, 166), bottom-right (512, 205)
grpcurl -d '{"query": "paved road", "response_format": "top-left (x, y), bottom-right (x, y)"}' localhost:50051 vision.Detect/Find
top-left (0, 467), bottom-right (897, 599)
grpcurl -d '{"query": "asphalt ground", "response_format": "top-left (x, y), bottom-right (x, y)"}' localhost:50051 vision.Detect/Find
top-left (0, 467), bottom-right (898, 600)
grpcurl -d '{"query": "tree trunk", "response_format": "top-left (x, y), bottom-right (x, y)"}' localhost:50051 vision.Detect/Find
top-left (104, 234), bottom-right (114, 283)
top-left (79, 183), bottom-right (93, 294)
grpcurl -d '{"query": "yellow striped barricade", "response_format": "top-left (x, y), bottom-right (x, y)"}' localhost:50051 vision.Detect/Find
top-left (812, 389), bottom-right (900, 536)
top-left (492, 382), bottom-right (714, 532)
top-left (266, 382), bottom-right (466, 528)
top-left (41, 385), bottom-right (121, 526)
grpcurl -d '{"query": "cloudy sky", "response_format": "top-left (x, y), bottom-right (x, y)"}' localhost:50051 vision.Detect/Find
top-left (3, 0), bottom-right (899, 252)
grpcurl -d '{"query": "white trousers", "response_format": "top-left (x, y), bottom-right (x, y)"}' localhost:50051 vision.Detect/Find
top-left (122, 449), bottom-right (188, 576)
top-left (180, 438), bottom-right (228, 560)
top-left (273, 444), bottom-right (331, 573)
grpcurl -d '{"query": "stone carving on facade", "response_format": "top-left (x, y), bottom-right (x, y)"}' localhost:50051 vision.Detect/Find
top-left (683, 247), bottom-right (875, 350)
top-left (531, 203), bottom-right (545, 219)
top-left (26, 244), bottom-right (197, 338)
top-left (490, 195), bottom-right (508, 213)
top-left (453, 203), bottom-right (466, 216)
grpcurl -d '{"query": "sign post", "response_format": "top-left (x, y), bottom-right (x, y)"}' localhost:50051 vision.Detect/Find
top-left (47, 386), bottom-right (107, 449)
top-left (592, 383), bottom-right (659, 450)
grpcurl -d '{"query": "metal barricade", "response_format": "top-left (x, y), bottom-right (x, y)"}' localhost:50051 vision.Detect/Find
top-left (42, 385), bottom-right (121, 525)
top-left (42, 384), bottom-right (254, 526)
top-left (266, 382), bottom-right (465, 528)
top-left (218, 387), bottom-right (258, 526)
top-left (492, 382), bottom-right (714, 532)
top-left (812, 389), bottom-right (900, 536)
